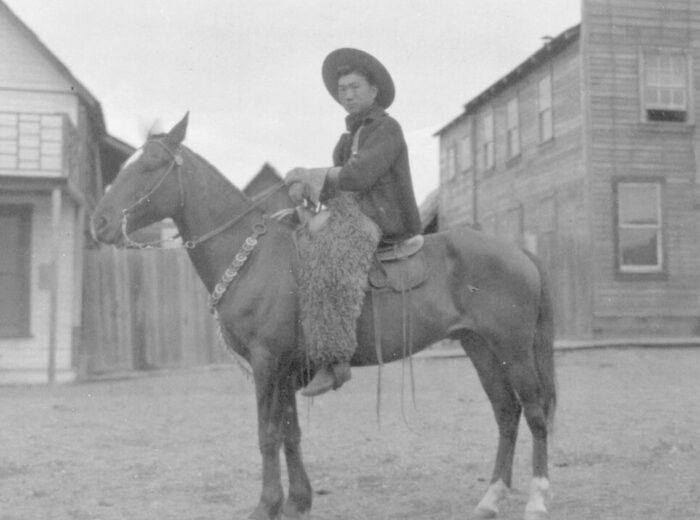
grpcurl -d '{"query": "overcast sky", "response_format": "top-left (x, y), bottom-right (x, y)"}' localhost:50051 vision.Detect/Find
top-left (6, 0), bottom-right (581, 203)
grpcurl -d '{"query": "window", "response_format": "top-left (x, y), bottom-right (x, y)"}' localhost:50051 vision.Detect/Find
top-left (441, 144), bottom-right (457, 181)
top-left (478, 110), bottom-right (494, 171)
top-left (641, 50), bottom-right (690, 123)
top-left (0, 113), bottom-right (63, 172)
top-left (459, 133), bottom-right (473, 172)
top-left (506, 97), bottom-right (520, 159)
top-left (615, 181), bottom-right (663, 273)
top-left (0, 205), bottom-right (32, 337)
top-left (538, 74), bottom-right (553, 143)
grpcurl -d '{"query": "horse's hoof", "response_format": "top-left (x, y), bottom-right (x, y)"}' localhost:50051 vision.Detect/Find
top-left (281, 514), bottom-right (310, 520)
top-left (524, 511), bottom-right (550, 520)
top-left (247, 507), bottom-right (281, 520)
top-left (474, 506), bottom-right (498, 519)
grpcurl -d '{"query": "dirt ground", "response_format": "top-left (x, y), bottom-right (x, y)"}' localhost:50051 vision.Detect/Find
top-left (1, 347), bottom-right (699, 520)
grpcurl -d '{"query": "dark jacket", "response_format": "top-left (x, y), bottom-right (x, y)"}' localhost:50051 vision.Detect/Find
top-left (321, 106), bottom-right (422, 244)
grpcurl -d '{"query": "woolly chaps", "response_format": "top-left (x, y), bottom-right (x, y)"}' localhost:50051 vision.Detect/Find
top-left (295, 193), bottom-right (381, 367)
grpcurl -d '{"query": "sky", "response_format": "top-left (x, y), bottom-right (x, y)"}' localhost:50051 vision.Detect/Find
top-left (6, 0), bottom-right (581, 204)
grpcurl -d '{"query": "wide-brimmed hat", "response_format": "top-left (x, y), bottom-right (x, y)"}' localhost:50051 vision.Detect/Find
top-left (322, 48), bottom-right (395, 108)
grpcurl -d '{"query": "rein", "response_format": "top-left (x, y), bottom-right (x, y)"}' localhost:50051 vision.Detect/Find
top-left (119, 138), bottom-right (286, 250)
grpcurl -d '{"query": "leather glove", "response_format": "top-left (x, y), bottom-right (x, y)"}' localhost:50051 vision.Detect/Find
top-left (288, 181), bottom-right (310, 205)
top-left (284, 167), bottom-right (329, 205)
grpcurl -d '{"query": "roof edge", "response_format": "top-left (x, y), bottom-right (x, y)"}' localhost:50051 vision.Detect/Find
top-left (434, 23), bottom-right (581, 137)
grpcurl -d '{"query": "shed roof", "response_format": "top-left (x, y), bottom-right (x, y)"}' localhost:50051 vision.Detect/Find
top-left (435, 23), bottom-right (580, 136)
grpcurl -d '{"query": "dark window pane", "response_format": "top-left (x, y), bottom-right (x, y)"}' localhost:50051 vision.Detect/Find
top-left (647, 109), bottom-right (687, 122)
top-left (620, 229), bottom-right (658, 267)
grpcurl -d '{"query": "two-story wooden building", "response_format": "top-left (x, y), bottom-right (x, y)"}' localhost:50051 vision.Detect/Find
top-left (0, 1), bottom-right (131, 382)
top-left (436, 0), bottom-right (700, 342)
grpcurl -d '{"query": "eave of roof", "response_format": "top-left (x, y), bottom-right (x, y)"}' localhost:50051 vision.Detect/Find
top-left (434, 23), bottom-right (581, 137)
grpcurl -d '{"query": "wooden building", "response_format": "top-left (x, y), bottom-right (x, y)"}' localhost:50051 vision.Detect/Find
top-left (435, 0), bottom-right (700, 342)
top-left (0, 2), bottom-right (132, 382)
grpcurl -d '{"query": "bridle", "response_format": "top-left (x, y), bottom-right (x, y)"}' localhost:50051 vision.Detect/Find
top-left (115, 137), bottom-right (290, 375)
top-left (119, 138), bottom-right (285, 250)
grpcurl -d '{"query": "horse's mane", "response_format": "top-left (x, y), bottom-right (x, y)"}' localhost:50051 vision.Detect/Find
top-left (146, 131), bottom-right (251, 202)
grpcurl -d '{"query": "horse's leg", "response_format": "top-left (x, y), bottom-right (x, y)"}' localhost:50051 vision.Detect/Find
top-left (506, 362), bottom-right (551, 520)
top-left (461, 335), bottom-right (521, 519)
top-left (280, 374), bottom-right (312, 520)
top-left (250, 358), bottom-right (285, 520)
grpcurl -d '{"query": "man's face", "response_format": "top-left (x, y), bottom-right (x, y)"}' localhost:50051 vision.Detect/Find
top-left (337, 72), bottom-right (378, 115)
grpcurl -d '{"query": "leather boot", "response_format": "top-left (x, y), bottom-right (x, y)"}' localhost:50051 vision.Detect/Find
top-left (301, 362), bottom-right (351, 397)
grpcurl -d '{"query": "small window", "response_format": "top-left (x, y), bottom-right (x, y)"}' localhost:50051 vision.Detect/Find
top-left (642, 50), bottom-right (689, 123)
top-left (506, 97), bottom-right (520, 159)
top-left (616, 181), bottom-right (663, 273)
top-left (459, 133), bottom-right (473, 172)
top-left (479, 110), bottom-right (494, 171)
top-left (538, 74), bottom-right (553, 143)
top-left (441, 144), bottom-right (457, 181)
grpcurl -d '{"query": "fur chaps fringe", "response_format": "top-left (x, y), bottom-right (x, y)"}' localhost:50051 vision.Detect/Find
top-left (296, 193), bottom-right (380, 367)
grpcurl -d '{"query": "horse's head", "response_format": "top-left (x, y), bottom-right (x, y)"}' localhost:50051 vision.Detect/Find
top-left (91, 113), bottom-right (190, 246)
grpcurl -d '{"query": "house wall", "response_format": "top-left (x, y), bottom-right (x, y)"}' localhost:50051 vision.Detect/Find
top-left (438, 38), bottom-right (594, 339)
top-left (583, 0), bottom-right (700, 338)
top-left (0, 191), bottom-right (79, 383)
top-left (0, 7), bottom-right (87, 382)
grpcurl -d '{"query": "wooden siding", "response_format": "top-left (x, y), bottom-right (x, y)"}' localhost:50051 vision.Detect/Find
top-left (0, 90), bottom-right (79, 127)
top-left (0, 8), bottom-right (72, 92)
top-left (79, 248), bottom-right (224, 377)
top-left (582, 0), bottom-right (700, 335)
top-left (438, 39), bottom-right (594, 339)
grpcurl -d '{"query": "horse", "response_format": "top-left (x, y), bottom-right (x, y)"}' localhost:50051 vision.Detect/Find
top-left (90, 113), bottom-right (556, 520)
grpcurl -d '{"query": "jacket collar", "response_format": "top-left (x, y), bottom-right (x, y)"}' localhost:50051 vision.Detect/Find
top-left (345, 104), bottom-right (386, 132)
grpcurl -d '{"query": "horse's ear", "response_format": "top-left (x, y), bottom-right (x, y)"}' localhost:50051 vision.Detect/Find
top-left (166, 112), bottom-right (189, 145)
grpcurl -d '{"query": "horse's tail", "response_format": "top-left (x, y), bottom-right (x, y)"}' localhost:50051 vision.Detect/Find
top-left (524, 250), bottom-right (557, 431)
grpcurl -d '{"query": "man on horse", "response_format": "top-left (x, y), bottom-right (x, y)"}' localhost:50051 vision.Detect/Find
top-left (285, 48), bottom-right (422, 397)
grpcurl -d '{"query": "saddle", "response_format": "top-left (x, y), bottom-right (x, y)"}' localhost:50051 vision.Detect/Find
top-left (368, 235), bottom-right (428, 292)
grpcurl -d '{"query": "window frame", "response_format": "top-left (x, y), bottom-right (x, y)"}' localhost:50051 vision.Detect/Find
top-left (506, 96), bottom-right (521, 160)
top-left (0, 112), bottom-right (63, 172)
top-left (479, 108), bottom-right (495, 172)
top-left (613, 178), bottom-right (667, 279)
top-left (459, 132), bottom-right (473, 173)
top-left (538, 73), bottom-right (554, 144)
top-left (444, 144), bottom-right (457, 181)
top-left (639, 48), bottom-right (694, 125)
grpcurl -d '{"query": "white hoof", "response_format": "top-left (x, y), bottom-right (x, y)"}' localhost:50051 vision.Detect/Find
top-left (475, 479), bottom-right (508, 519)
top-left (524, 511), bottom-right (550, 520)
top-left (524, 477), bottom-right (551, 520)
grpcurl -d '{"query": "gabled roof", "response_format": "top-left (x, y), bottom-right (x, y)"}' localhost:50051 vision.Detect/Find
top-left (435, 23), bottom-right (581, 136)
top-left (244, 163), bottom-right (283, 197)
top-left (0, 0), bottom-right (106, 135)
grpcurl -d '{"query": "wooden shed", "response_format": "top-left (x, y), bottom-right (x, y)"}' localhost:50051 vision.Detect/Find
top-left (435, 0), bottom-right (700, 343)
